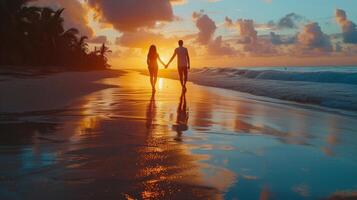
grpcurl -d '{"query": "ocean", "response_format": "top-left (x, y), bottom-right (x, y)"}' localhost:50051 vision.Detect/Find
top-left (189, 66), bottom-right (357, 112)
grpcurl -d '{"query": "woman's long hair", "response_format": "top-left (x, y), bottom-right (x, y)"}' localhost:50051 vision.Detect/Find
top-left (148, 45), bottom-right (157, 60)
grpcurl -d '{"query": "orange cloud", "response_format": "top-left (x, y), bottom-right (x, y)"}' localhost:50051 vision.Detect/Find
top-left (192, 12), bottom-right (236, 56)
top-left (207, 36), bottom-right (236, 56)
top-left (296, 22), bottom-right (332, 54)
top-left (170, 0), bottom-right (187, 5)
top-left (115, 30), bottom-right (177, 49)
top-left (235, 19), bottom-right (277, 55)
top-left (193, 12), bottom-right (217, 45)
top-left (89, 35), bottom-right (108, 44)
top-left (335, 9), bottom-right (357, 44)
top-left (86, 0), bottom-right (175, 32)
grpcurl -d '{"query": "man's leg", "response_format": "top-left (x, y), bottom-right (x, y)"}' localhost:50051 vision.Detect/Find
top-left (178, 67), bottom-right (184, 87)
top-left (183, 67), bottom-right (188, 87)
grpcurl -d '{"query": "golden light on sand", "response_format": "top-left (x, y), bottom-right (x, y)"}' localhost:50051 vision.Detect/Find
top-left (158, 78), bottom-right (164, 91)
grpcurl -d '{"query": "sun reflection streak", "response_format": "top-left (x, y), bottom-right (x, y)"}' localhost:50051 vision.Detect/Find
top-left (72, 78), bottom-right (119, 140)
top-left (70, 73), bottom-right (234, 198)
top-left (158, 78), bottom-right (164, 91)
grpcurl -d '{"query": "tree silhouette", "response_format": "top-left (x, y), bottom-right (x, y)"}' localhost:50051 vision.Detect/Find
top-left (0, 0), bottom-right (110, 69)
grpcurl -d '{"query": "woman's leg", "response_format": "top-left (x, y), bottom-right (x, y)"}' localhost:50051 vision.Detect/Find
top-left (149, 68), bottom-right (154, 89)
top-left (153, 67), bottom-right (158, 89)
top-left (150, 75), bottom-right (154, 88)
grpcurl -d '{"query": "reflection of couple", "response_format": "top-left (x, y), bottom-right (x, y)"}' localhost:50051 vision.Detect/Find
top-left (147, 40), bottom-right (190, 91)
top-left (146, 89), bottom-right (189, 140)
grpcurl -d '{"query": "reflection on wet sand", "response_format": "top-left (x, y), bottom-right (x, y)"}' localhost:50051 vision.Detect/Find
top-left (73, 74), bottom-right (220, 199)
top-left (173, 90), bottom-right (189, 141)
top-left (139, 88), bottom-right (219, 199)
top-left (146, 92), bottom-right (157, 130)
top-left (0, 122), bottom-right (58, 145)
top-left (0, 121), bottom-right (60, 182)
top-left (322, 116), bottom-right (341, 156)
top-left (1, 71), bottom-right (357, 200)
top-left (0, 73), bottom-right (222, 200)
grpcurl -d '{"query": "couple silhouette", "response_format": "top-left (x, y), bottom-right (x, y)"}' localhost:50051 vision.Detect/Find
top-left (147, 40), bottom-right (190, 92)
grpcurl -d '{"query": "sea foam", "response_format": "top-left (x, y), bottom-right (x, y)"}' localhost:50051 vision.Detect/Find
top-left (189, 67), bottom-right (357, 111)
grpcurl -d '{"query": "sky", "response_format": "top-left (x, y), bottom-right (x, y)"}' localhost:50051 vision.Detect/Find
top-left (31, 0), bottom-right (357, 68)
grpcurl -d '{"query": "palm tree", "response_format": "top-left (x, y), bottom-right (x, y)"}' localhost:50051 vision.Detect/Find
top-left (71, 35), bottom-right (89, 68)
top-left (88, 44), bottom-right (112, 69)
top-left (62, 28), bottom-right (79, 43)
top-left (99, 43), bottom-right (112, 59)
top-left (19, 6), bottom-right (42, 64)
top-left (77, 36), bottom-right (89, 53)
top-left (0, 1), bottom-right (110, 69)
top-left (38, 8), bottom-right (65, 64)
top-left (0, 0), bottom-right (30, 64)
top-left (98, 43), bottom-right (112, 68)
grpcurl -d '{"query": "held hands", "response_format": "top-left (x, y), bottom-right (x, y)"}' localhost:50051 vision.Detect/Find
top-left (163, 63), bottom-right (190, 69)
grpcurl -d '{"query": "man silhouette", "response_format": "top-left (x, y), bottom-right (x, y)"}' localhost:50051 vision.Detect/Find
top-left (166, 40), bottom-right (190, 90)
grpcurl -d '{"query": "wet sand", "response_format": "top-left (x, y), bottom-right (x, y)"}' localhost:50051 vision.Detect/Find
top-left (1, 71), bottom-right (357, 200)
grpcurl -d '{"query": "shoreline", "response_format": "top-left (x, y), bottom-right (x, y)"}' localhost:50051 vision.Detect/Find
top-left (137, 69), bottom-right (357, 113)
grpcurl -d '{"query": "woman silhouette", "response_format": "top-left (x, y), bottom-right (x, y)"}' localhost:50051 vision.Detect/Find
top-left (147, 45), bottom-right (165, 91)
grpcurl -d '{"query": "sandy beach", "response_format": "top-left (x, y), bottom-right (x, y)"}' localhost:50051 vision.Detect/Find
top-left (0, 70), bottom-right (123, 113)
top-left (1, 70), bottom-right (357, 200)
